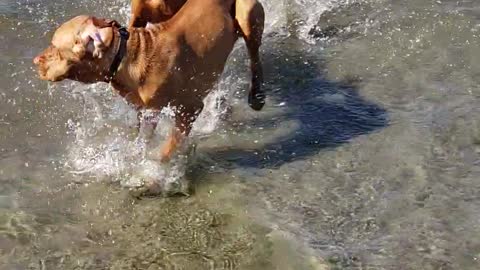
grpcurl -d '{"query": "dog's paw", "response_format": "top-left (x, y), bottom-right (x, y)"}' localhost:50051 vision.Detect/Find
top-left (248, 91), bottom-right (266, 111)
top-left (128, 178), bottom-right (191, 198)
top-left (129, 182), bottom-right (163, 198)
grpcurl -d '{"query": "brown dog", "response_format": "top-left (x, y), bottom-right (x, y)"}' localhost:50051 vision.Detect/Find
top-left (33, 0), bottom-right (265, 165)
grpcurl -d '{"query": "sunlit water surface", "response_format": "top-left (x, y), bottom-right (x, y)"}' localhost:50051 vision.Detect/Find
top-left (1, 0), bottom-right (480, 269)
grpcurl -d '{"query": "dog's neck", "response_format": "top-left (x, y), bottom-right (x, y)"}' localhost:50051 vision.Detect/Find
top-left (109, 27), bottom-right (157, 95)
top-left (107, 26), bottom-right (129, 80)
top-left (109, 28), bottom-right (143, 94)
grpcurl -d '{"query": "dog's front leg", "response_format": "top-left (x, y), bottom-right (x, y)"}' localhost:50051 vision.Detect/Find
top-left (159, 102), bottom-right (204, 162)
top-left (135, 111), bottom-right (142, 134)
top-left (137, 110), bottom-right (160, 142)
top-left (160, 127), bottom-right (184, 162)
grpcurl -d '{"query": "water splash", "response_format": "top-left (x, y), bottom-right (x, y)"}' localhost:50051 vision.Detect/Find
top-left (64, 83), bottom-right (188, 190)
top-left (59, 0), bottom-right (344, 191)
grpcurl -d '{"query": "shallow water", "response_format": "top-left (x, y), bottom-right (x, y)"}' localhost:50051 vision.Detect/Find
top-left (1, 0), bottom-right (480, 269)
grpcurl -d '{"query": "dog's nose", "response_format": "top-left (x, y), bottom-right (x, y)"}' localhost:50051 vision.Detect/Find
top-left (33, 55), bottom-right (44, 65)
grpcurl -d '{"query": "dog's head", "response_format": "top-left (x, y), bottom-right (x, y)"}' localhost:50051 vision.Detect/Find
top-left (33, 15), bottom-right (120, 83)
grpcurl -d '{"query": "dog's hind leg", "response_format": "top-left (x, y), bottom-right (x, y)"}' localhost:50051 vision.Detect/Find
top-left (130, 0), bottom-right (148, 28)
top-left (235, 0), bottom-right (265, 111)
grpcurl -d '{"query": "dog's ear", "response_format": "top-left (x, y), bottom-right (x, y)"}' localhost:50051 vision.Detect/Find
top-left (74, 17), bottom-right (118, 58)
top-left (90, 17), bottom-right (121, 29)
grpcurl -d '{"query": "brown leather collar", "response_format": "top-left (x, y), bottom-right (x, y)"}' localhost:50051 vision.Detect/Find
top-left (107, 26), bottom-right (129, 81)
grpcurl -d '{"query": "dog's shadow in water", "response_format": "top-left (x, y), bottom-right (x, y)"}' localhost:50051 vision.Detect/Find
top-left (202, 38), bottom-right (388, 169)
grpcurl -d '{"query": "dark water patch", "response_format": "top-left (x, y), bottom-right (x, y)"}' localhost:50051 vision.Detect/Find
top-left (207, 38), bottom-right (388, 168)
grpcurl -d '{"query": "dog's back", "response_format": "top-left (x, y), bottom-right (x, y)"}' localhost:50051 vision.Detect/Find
top-left (134, 0), bottom-right (265, 111)
top-left (142, 0), bottom-right (238, 99)
top-left (130, 0), bottom-right (187, 27)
